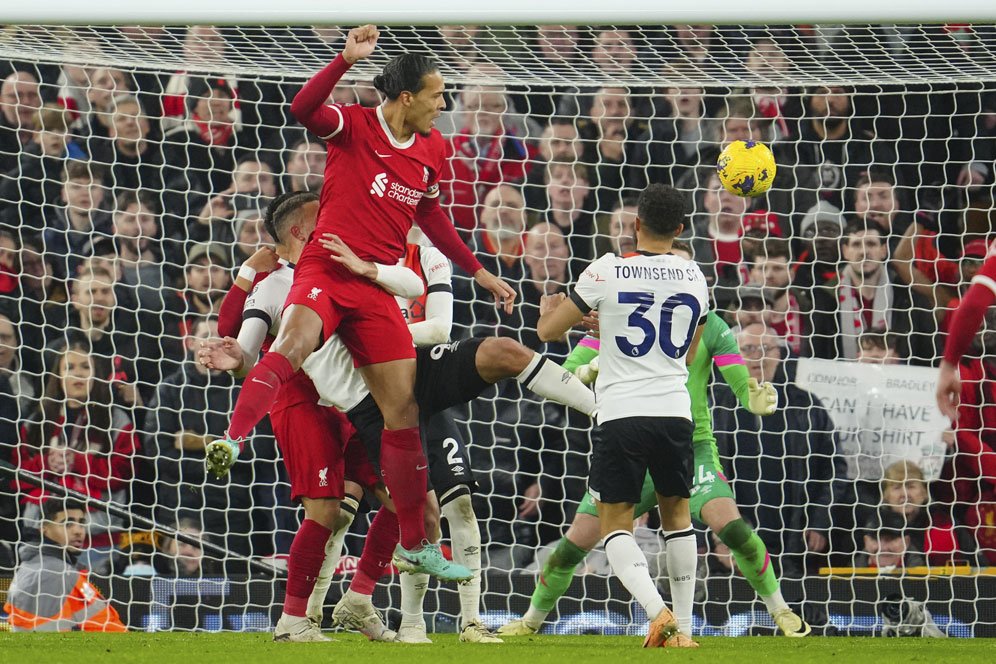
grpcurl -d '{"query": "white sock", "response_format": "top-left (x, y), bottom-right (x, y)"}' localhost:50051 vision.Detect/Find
top-left (604, 530), bottom-right (666, 619)
top-left (762, 589), bottom-right (790, 615)
top-left (523, 605), bottom-right (549, 628)
top-left (400, 572), bottom-right (429, 627)
top-left (441, 493), bottom-right (482, 628)
top-left (306, 497), bottom-right (357, 621)
top-left (663, 528), bottom-right (697, 635)
top-left (516, 354), bottom-right (596, 416)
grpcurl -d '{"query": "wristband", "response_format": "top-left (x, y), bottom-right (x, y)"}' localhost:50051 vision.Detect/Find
top-left (237, 265), bottom-right (257, 283)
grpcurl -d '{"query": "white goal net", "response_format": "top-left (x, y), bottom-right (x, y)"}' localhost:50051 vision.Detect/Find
top-left (0, 23), bottom-right (994, 636)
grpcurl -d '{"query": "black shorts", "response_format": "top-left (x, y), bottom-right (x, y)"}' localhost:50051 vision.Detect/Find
top-left (588, 416), bottom-right (694, 504)
top-left (424, 409), bottom-right (476, 499)
top-left (415, 337), bottom-right (489, 416)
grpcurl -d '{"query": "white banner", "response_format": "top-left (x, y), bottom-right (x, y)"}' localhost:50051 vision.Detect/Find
top-left (795, 358), bottom-right (949, 482)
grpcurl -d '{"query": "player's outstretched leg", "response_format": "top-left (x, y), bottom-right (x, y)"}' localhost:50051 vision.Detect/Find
top-left (306, 493), bottom-right (359, 626)
top-left (332, 506), bottom-right (399, 642)
top-left (208, 307), bottom-right (323, 477)
top-left (704, 498), bottom-right (810, 637)
top-left (476, 338), bottom-right (595, 416)
top-left (274, 497), bottom-right (341, 642)
top-left (498, 507), bottom-right (601, 636)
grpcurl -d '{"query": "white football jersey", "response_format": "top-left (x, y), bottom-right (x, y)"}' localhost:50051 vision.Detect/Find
top-left (242, 261), bottom-right (370, 413)
top-left (572, 251), bottom-right (709, 423)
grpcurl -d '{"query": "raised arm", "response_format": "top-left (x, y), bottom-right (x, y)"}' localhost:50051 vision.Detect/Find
top-left (289, 25), bottom-right (379, 138)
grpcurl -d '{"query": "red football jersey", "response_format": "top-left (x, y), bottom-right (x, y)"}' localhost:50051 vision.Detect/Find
top-left (313, 104), bottom-right (448, 264)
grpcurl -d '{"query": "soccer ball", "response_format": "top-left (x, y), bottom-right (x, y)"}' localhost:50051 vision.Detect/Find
top-left (716, 140), bottom-right (777, 198)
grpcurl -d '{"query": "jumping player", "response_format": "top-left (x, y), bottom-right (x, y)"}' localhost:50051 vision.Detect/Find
top-left (501, 240), bottom-right (810, 639)
top-left (210, 24), bottom-right (516, 582)
top-left (207, 192), bottom-right (418, 642)
top-left (536, 184), bottom-right (708, 648)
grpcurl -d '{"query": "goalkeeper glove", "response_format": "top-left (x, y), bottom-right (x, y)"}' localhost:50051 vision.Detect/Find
top-left (205, 436), bottom-right (243, 478)
top-left (747, 378), bottom-right (778, 416)
top-left (575, 356), bottom-right (599, 386)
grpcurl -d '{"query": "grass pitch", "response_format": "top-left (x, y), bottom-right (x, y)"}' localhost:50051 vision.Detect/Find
top-left (2, 632), bottom-right (994, 664)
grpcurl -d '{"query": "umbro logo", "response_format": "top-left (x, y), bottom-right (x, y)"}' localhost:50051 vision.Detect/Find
top-left (369, 172), bottom-right (388, 197)
top-left (307, 287), bottom-right (322, 301)
top-left (318, 466), bottom-right (328, 487)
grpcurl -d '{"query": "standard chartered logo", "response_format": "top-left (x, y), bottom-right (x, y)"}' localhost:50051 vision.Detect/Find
top-left (369, 172), bottom-right (388, 197)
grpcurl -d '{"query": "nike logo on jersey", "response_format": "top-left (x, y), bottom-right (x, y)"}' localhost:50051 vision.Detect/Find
top-left (375, 151), bottom-right (393, 158)
top-left (416, 464), bottom-right (428, 471)
top-left (251, 377), bottom-right (275, 388)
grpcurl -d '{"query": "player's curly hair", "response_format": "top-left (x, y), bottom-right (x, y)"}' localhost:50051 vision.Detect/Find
top-left (373, 53), bottom-right (439, 100)
top-left (637, 184), bottom-right (688, 238)
top-left (263, 191), bottom-right (319, 244)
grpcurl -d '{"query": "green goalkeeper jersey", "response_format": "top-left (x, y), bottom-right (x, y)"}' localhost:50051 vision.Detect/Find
top-left (564, 311), bottom-right (752, 464)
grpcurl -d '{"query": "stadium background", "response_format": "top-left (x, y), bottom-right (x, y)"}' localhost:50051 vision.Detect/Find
top-left (0, 23), bottom-right (993, 636)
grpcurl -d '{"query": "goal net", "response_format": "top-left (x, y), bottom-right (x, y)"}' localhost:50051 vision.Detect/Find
top-left (0, 23), bottom-right (994, 636)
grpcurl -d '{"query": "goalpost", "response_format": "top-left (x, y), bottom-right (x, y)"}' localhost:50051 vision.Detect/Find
top-left (0, 13), bottom-right (994, 635)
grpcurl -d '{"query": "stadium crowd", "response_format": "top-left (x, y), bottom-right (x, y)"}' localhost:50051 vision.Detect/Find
top-left (0, 24), bottom-right (994, 586)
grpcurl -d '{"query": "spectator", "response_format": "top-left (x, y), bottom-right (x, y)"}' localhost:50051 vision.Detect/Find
top-left (0, 104), bottom-right (81, 232)
top-left (143, 316), bottom-right (262, 557)
top-left (730, 284), bottom-right (771, 330)
top-left (851, 168), bottom-right (912, 249)
top-left (792, 201), bottom-right (845, 291)
top-left (161, 517), bottom-right (222, 577)
top-left (606, 199), bottom-right (637, 255)
top-left (746, 238), bottom-right (804, 354)
top-left (162, 76), bottom-right (252, 219)
top-left (688, 170), bottom-right (749, 309)
top-left (790, 86), bottom-right (900, 216)
top-left (441, 79), bottom-right (537, 231)
top-left (457, 185), bottom-right (528, 338)
top-left (0, 71), bottom-right (42, 173)
top-left (3, 498), bottom-right (126, 632)
top-left (538, 160), bottom-right (596, 277)
top-left (808, 221), bottom-right (919, 361)
top-left (15, 234), bottom-right (70, 345)
top-left (876, 460), bottom-right (958, 564)
top-left (581, 86), bottom-right (647, 211)
top-left (0, 312), bottom-right (36, 415)
top-left (854, 508), bottom-right (928, 570)
top-left (633, 84), bottom-right (705, 188)
top-left (283, 136), bottom-right (325, 193)
top-left (161, 26), bottom-right (235, 123)
top-left (89, 94), bottom-right (164, 194)
top-left (0, 313), bottom-right (32, 545)
top-left (181, 242), bottom-right (231, 320)
top-left (15, 340), bottom-right (139, 553)
top-left (42, 161), bottom-right (111, 280)
top-left (856, 332), bottom-right (902, 364)
top-left (189, 156), bottom-right (275, 245)
top-left (523, 117), bottom-right (581, 211)
top-left (111, 190), bottom-right (170, 311)
top-left (72, 67), bottom-right (133, 150)
top-left (519, 223), bottom-right (572, 356)
top-left (713, 323), bottom-right (847, 576)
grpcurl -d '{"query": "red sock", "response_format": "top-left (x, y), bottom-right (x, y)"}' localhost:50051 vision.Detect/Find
top-left (350, 507), bottom-right (399, 596)
top-left (228, 352), bottom-right (295, 440)
top-left (379, 427), bottom-right (428, 550)
top-left (283, 519), bottom-right (333, 617)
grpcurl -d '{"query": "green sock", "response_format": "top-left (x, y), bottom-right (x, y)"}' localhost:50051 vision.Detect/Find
top-left (531, 537), bottom-right (588, 612)
top-left (718, 518), bottom-right (780, 599)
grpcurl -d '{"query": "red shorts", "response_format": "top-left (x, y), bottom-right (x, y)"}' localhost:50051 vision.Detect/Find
top-left (285, 243), bottom-right (415, 367)
top-left (271, 397), bottom-right (350, 502)
top-left (343, 427), bottom-right (380, 492)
